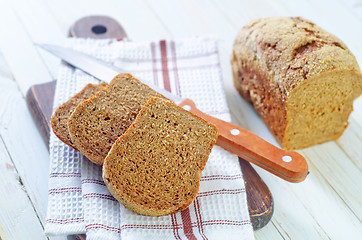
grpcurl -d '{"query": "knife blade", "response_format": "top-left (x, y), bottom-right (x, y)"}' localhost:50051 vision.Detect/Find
top-left (36, 44), bottom-right (181, 103)
top-left (36, 43), bottom-right (308, 183)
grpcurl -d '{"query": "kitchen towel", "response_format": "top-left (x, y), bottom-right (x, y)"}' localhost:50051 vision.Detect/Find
top-left (45, 37), bottom-right (254, 240)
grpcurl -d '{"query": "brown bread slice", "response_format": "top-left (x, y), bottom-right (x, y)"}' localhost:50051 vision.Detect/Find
top-left (231, 17), bottom-right (362, 149)
top-left (50, 83), bottom-right (106, 150)
top-left (68, 73), bottom-right (167, 165)
top-left (102, 97), bottom-right (218, 216)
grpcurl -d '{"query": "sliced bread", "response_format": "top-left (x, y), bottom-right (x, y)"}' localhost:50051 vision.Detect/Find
top-left (50, 83), bottom-right (106, 150)
top-left (68, 73), bottom-right (167, 165)
top-left (102, 97), bottom-right (218, 216)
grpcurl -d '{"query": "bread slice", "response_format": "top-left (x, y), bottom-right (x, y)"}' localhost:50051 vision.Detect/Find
top-left (68, 73), bottom-right (167, 165)
top-left (50, 83), bottom-right (106, 150)
top-left (102, 97), bottom-right (218, 216)
top-left (231, 17), bottom-right (362, 149)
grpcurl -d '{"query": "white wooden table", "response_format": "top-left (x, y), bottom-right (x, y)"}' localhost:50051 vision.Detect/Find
top-left (0, 0), bottom-right (361, 239)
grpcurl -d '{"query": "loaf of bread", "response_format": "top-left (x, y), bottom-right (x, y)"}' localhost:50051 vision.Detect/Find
top-left (68, 73), bottom-right (166, 165)
top-left (50, 83), bottom-right (106, 150)
top-left (103, 97), bottom-right (218, 216)
top-left (231, 17), bottom-right (362, 150)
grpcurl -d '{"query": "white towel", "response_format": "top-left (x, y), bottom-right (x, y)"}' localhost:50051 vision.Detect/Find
top-left (45, 37), bottom-right (254, 240)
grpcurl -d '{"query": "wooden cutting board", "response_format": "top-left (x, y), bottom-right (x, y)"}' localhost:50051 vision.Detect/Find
top-left (26, 16), bottom-right (273, 231)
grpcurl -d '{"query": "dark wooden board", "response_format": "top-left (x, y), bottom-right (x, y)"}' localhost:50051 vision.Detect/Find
top-left (26, 15), bottom-right (273, 231)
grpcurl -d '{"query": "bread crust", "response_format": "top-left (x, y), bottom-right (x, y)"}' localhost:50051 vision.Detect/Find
top-left (232, 17), bottom-right (362, 149)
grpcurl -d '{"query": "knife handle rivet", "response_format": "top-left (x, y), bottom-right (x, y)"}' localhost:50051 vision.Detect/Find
top-left (182, 105), bottom-right (191, 111)
top-left (282, 155), bottom-right (292, 163)
top-left (230, 129), bottom-right (240, 135)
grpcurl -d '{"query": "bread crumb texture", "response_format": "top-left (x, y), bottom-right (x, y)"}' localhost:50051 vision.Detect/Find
top-left (103, 97), bottom-right (218, 216)
top-left (232, 16), bottom-right (362, 149)
top-left (68, 73), bottom-right (166, 165)
top-left (51, 83), bottom-right (106, 150)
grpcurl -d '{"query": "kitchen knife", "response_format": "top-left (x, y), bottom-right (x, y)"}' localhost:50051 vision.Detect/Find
top-left (37, 43), bottom-right (308, 183)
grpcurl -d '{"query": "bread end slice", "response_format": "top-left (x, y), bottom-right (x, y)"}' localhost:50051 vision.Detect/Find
top-left (50, 83), bottom-right (106, 150)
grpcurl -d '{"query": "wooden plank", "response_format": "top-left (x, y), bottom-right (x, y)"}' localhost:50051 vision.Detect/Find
top-left (255, 171), bottom-right (330, 239)
top-left (254, 222), bottom-right (284, 240)
top-left (351, 98), bottom-right (362, 126)
top-left (9, 0), bottom-right (66, 78)
top-left (144, 0), bottom-right (211, 38)
top-left (42, 0), bottom-right (120, 34)
top-left (0, 54), bottom-right (50, 222)
top-left (336, 117), bottom-right (362, 170)
top-left (253, 159), bottom-right (362, 239)
top-left (300, 143), bottom-right (362, 221)
top-left (211, 0), bottom-right (283, 28)
top-left (0, 2), bottom-right (54, 94)
top-left (111, 0), bottom-right (172, 40)
top-left (40, 0), bottom-right (171, 41)
top-left (0, 135), bottom-right (47, 240)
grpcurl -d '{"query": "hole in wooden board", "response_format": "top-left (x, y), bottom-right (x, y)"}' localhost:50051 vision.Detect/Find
top-left (92, 25), bottom-right (107, 34)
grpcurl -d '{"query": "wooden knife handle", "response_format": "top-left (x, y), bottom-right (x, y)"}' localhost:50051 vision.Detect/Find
top-left (179, 98), bottom-right (309, 183)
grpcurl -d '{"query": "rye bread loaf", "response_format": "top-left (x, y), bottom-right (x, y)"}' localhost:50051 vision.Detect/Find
top-left (50, 83), bottom-right (106, 150)
top-left (68, 73), bottom-right (167, 165)
top-left (102, 97), bottom-right (218, 216)
top-left (231, 17), bottom-right (362, 150)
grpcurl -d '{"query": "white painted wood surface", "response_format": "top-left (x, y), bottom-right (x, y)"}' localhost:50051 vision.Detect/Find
top-left (0, 0), bottom-right (361, 239)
